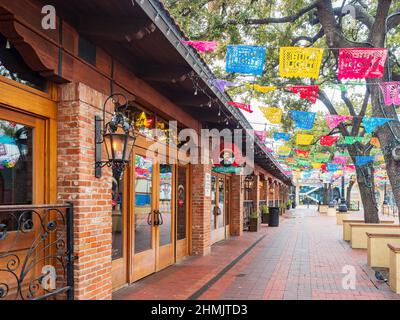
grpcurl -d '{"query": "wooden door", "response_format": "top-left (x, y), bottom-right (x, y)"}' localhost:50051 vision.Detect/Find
top-left (211, 174), bottom-right (227, 244)
top-left (0, 106), bottom-right (46, 299)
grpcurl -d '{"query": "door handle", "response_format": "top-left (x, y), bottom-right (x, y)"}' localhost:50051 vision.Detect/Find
top-left (147, 212), bottom-right (152, 226)
top-left (157, 210), bottom-right (164, 226)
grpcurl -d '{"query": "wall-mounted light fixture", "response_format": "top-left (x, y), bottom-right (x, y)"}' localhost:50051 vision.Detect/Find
top-left (95, 94), bottom-right (136, 179)
top-left (243, 174), bottom-right (255, 191)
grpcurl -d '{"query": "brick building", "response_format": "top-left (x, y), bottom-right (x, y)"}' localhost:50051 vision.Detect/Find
top-left (0, 0), bottom-right (292, 300)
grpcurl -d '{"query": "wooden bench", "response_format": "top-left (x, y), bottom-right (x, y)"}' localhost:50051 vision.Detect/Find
top-left (350, 224), bottom-right (400, 249)
top-left (367, 233), bottom-right (400, 268)
top-left (389, 244), bottom-right (400, 294)
top-left (343, 219), bottom-right (394, 241)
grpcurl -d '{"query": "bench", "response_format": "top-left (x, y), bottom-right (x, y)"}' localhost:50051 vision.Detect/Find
top-left (367, 233), bottom-right (400, 268)
top-left (350, 224), bottom-right (400, 249)
top-left (389, 244), bottom-right (400, 294)
top-left (343, 219), bottom-right (394, 241)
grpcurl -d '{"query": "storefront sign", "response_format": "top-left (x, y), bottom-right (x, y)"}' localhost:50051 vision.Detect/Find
top-left (205, 173), bottom-right (211, 197)
top-left (212, 166), bottom-right (241, 174)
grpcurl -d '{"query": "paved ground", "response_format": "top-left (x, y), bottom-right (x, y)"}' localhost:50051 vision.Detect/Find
top-left (113, 207), bottom-right (400, 300)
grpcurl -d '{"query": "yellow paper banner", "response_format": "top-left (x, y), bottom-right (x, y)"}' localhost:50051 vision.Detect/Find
top-left (279, 47), bottom-right (324, 79)
top-left (245, 84), bottom-right (277, 93)
top-left (260, 107), bottom-right (283, 124)
top-left (277, 145), bottom-right (291, 156)
top-left (312, 162), bottom-right (323, 169)
top-left (296, 134), bottom-right (314, 145)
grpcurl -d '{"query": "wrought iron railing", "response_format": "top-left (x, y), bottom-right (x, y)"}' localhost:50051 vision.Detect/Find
top-left (243, 200), bottom-right (253, 231)
top-left (0, 203), bottom-right (74, 300)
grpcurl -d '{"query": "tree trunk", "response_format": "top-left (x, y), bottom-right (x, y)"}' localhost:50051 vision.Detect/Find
top-left (355, 163), bottom-right (380, 223)
top-left (369, 84), bottom-right (400, 224)
top-left (346, 180), bottom-right (355, 208)
top-left (322, 183), bottom-right (329, 205)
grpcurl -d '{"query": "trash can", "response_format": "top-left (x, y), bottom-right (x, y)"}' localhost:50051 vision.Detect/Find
top-left (268, 207), bottom-right (280, 227)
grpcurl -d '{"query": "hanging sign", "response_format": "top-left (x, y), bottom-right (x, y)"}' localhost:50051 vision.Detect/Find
top-left (226, 45), bottom-right (266, 76)
top-left (279, 47), bottom-right (324, 79)
top-left (227, 101), bottom-right (254, 113)
top-left (338, 48), bottom-right (388, 80)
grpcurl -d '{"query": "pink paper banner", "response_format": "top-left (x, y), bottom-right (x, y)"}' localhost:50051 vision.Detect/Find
top-left (332, 156), bottom-right (349, 165)
top-left (338, 48), bottom-right (388, 80)
top-left (325, 115), bottom-right (353, 130)
top-left (181, 41), bottom-right (218, 53)
top-left (380, 82), bottom-right (400, 106)
top-left (228, 102), bottom-right (254, 113)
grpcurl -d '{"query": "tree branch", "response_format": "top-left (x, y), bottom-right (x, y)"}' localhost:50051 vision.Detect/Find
top-left (292, 28), bottom-right (325, 45)
top-left (239, 1), bottom-right (319, 25)
top-left (370, 0), bottom-right (392, 46)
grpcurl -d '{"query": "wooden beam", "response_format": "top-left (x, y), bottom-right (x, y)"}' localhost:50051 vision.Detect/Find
top-left (137, 66), bottom-right (193, 83)
top-left (78, 16), bottom-right (156, 42)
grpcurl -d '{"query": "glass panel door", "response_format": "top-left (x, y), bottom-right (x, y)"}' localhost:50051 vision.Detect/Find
top-left (159, 165), bottom-right (172, 247)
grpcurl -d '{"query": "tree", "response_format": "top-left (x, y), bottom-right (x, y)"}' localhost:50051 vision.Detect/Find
top-left (165, 0), bottom-right (400, 222)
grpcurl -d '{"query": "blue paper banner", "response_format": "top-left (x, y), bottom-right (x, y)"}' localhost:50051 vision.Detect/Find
top-left (355, 156), bottom-right (374, 167)
top-left (362, 117), bottom-right (392, 134)
top-left (291, 111), bottom-right (316, 130)
top-left (226, 45), bottom-right (266, 76)
top-left (273, 132), bottom-right (291, 141)
top-left (327, 163), bottom-right (340, 172)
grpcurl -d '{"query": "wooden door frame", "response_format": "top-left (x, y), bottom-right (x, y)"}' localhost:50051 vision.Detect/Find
top-left (175, 164), bottom-right (190, 261)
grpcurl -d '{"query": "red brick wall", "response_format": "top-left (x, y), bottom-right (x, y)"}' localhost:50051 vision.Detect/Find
top-left (191, 164), bottom-right (212, 255)
top-left (230, 174), bottom-right (243, 236)
top-left (57, 82), bottom-right (113, 300)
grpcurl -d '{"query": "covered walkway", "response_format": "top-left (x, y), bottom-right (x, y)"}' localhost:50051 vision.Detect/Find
top-left (114, 208), bottom-right (400, 300)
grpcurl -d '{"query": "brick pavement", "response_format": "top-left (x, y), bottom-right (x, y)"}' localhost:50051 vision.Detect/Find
top-left (113, 207), bottom-right (400, 300)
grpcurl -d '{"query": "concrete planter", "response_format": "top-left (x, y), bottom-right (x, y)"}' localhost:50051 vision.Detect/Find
top-left (367, 233), bottom-right (400, 268)
top-left (319, 205), bottom-right (328, 214)
top-left (327, 207), bottom-right (336, 216)
top-left (336, 212), bottom-right (350, 225)
top-left (350, 224), bottom-right (400, 249)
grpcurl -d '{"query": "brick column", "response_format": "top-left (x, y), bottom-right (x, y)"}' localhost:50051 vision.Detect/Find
top-left (230, 174), bottom-right (243, 236)
top-left (251, 175), bottom-right (260, 215)
top-left (191, 164), bottom-right (212, 256)
top-left (58, 83), bottom-right (112, 300)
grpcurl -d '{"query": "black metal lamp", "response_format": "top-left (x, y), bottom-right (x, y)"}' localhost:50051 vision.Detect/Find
top-left (95, 94), bottom-right (136, 179)
top-left (244, 174), bottom-right (255, 191)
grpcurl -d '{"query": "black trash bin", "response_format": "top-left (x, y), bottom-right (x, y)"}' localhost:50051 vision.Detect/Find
top-left (268, 207), bottom-right (280, 227)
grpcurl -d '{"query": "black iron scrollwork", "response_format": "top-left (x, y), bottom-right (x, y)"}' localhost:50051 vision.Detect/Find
top-left (0, 204), bottom-right (73, 300)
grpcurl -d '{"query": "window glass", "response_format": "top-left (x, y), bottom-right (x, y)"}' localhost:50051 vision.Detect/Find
top-left (177, 167), bottom-right (187, 240)
top-left (112, 171), bottom-right (124, 260)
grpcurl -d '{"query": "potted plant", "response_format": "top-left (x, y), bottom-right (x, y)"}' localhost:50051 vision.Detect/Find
top-left (249, 211), bottom-right (261, 232)
top-left (261, 204), bottom-right (269, 224)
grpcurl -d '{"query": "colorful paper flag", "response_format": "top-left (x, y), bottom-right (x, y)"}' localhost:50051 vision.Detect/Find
top-left (344, 136), bottom-right (364, 144)
top-left (314, 152), bottom-right (331, 163)
top-left (254, 130), bottom-right (268, 142)
top-left (211, 79), bottom-right (238, 92)
top-left (296, 134), bottom-right (314, 145)
top-left (291, 111), bottom-right (316, 130)
top-left (226, 45), bottom-right (266, 76)
top-left (338, 48), bottom-right (388, 80)
top-left (294, 149), bottom-right (310, 158)
top-left (260, 107), bottom-right (283, 124)
top-left (332, 155), bottom-right (349, 165)
top-left (246, 84), bottom-right (277, 93)
top-left (279, 47), bottom-right (324, 79)
top-left (370, 137), bottom-right (380, 147)
top-left (326, 115), bottom-right (353, 130)
top-left (181, 40), bottom-right (218, 53)
top-left (355, 156), bottom-right (374, 167)
top-left (380, 82), bottom-right (400, 106)
top-left (362, 117), bottom-right (392, 134)
top-left (288, 85), bottom-right (319, 103)
top-left (228, 101), bottom-right (254, 113)
top-left (277, 145), bottom-right (291, 156)
top-left (320, 136), bottom-right (339, 146)
top-left (273, 132), bottom-right (291, 141)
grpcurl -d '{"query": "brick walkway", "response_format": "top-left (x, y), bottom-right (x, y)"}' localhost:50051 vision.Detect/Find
top-left (113, 207), bottom-right (400, 300)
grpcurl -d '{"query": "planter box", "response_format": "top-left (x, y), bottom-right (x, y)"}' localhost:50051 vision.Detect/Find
top-left (261, 213), bottom-right (269, 224)
top-left (389, 244), bottom-right (400, 294)
top-left (336, 212), bottom-right (350, 225)
top-left (319, 205), bottom-right (328, 214)
top-left (327, 207), bottom-right (336, 216)
top-left (350, 224), bottom-right (400, 249)
top-left (367, 233), bottom-right (400, 268)
top-left (249, 217), bottom-right (261, 232)
top-left (343, 219), bottom-right (394, 241)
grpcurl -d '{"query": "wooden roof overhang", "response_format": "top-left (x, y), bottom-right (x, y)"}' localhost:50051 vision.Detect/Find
top-left (34, 0), bottom-right (293, 186)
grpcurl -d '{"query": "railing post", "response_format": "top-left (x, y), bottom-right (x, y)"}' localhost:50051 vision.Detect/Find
top-left (66, 202), bottom-right (74, 300)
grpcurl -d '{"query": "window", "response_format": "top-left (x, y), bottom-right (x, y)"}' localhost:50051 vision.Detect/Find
top-left (0, 34), bottom-right (47, 92)
top-left (78, 37), bottom-right (97, 66)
